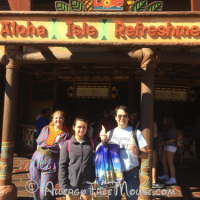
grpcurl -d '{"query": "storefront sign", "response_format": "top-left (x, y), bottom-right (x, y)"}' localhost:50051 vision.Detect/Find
top-left (76, 87), bottom-right (109, 97)
top-left (1, 12), bottom-right (200, 47)
top-left (93, 0), bottom-right (124, 11)
top-left (155, 89), bottom-right (188, 101)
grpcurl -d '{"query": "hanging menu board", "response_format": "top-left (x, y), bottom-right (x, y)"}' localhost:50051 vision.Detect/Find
top-left (76, 87), bottom-right (108, 97)
top-left (155, 89), bottom-right (188, 101)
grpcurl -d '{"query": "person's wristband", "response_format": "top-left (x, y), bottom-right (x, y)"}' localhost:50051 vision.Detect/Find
top-left (138, 150), bottom-right (141, 156)
top-left (164, 142), bottom-right (166, 145)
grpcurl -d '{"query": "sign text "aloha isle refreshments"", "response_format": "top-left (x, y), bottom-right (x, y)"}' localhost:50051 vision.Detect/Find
top-left (1, 13), bottom-right (200, 47)
top-left (115, 21), bottom-right (200, 37)
top-left (1, 21), bottom-right (200, 37)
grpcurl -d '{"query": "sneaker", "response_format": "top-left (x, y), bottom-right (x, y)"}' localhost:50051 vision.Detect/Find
top-left (165, 177), bottom-right (177, 185)
top-left (152, 183), bottom-right (165, 189)
top-left (158, 175), bottom-right (169, 180)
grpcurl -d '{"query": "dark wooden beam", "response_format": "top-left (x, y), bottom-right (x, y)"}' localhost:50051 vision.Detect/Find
top-left (53, 76), bottom-right (59, 111)
top-left (30, 45), bottom-right (50, 53)
top-left (21, 64), bottom-right (42, 71)
top-left (19, 51), bottom-right (200, 65)
top-left (128, 73), bottom-right (135, 111)
top-left (1, 50), bottom-right (200, 66)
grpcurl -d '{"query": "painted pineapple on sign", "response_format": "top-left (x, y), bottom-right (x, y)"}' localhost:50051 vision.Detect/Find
top-left (55, 0), bottom-right (163, 12)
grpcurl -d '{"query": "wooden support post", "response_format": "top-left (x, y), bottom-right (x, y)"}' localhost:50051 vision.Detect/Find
top-left (191, 0), bottom-right (200, 11)
top-left (139, 48), bottom-right (157, 200)
top-left (53, 76), bottom-right (59, 112)
top-left (8, 0), bottom-right (33, 11)
top-left (2, 50), bottom-right (200, 65)
top-left (128, 73), bottom-right (135, 111)
top-left (0, 46), bottom-right (20, 199)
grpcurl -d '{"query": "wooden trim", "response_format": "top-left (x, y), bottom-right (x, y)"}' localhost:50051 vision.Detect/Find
top-left (191, 0), bottom-right (194, 11)
top-left (6, 65), bottom-right (20, 70)
top-left (2, 40), bottom-right (200, 48)
top-left (19, 124), bottom-right (34, 129)
top-left (31, 77), bottom-right (54, 83)
top-left (1, 11), bottom-right (200, 17)
top-left (190, 0), bottom-right (200, 11)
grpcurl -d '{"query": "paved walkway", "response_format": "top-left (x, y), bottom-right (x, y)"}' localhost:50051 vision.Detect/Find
top-left (10, 152), bottom-right (200, 200)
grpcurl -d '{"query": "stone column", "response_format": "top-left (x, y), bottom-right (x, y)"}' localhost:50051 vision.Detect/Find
top-left (138, 48), bottom-right (158, 200)
top-left (0, 46), bottom-right (21, 200)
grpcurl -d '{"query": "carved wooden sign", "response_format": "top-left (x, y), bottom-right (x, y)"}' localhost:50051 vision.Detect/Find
top-left (92, 0), bottom-right (124, 11)
top-left (155, 89), bottom-right (188, 101)
top-left (1, 12), bottom-right (200, 47)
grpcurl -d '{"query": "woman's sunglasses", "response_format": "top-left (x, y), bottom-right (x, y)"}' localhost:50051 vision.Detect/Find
top-left (117, 115), bottom-right (128, 119)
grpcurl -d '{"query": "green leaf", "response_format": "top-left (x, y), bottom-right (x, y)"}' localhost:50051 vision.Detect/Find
top-left (130, 0), bottom-right (148, 12)
top-left (55, 1), bottom-right (72, 11)
top-left (145, 1), bottom-right (164, 11)
top-left (70, 0), bottom-right (87, 11)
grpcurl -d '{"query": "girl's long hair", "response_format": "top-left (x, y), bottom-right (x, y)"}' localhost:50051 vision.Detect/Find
top-left (165, 117), bottom-right (177, 135)
top-left (71, 116), bottom-right (92, 141)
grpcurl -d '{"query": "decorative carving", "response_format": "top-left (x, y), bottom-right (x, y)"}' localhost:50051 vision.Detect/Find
top-left (135, 68), bottom-right (142, 75)
top-left (67, 86), bottom-right (74, 97)
top-left (6, 46), bottom-right (21, 70)
top-left (130, 0), bottom-right (148, 12)
top-left (71, 65), bottom-right (79, 75)
top-left (0, 184), bottom-right (17, 200)
top-left (55, 1), bottom-right (72, 11)
top-left (56, 0), bottom-right (133, 11)
top-left (35, 71), bottom-right (42, 78)
top-left (124, 0), bottom-right (134, 11)
top-left (113, 64), bottom-right (121, 75)
top-left (53, 67), bottom-right (60, 76)
top-left (141, 48), bottom-right (160, 68)
top-left (0, 141), bottom-right (15, 180)
top-left (111, 86), bottom-right (118, 98)
top-left (70, 0), bottom-right (88, 11)
top-left (92, 0), bottom-right (124, 11)
top-left (191, 90), bottom-right (197, 102)
top-left (55, 0), bottom-right (87, 12)
top-left (140, 150), bottom-right (153, 190)
top-left (128, 63), bottom-right (137, 70)
top-left (145, 1), bottom-right (164, 11)
top-left (129, 0), bottom-right (163, 12)
top-left (55, 0), bottom-right (163, 12)
top-left (156, 67), bottom-right (166, 76)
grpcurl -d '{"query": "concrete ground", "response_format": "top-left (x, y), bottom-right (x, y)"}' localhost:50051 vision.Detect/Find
top-left (10, 152), bottom-right (200, 200)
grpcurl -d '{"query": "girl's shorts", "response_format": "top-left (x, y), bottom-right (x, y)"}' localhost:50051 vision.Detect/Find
top-left (164, 145), bottom-right (177, 153)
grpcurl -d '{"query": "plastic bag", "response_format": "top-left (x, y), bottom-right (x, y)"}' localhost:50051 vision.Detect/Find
top-left (95, 142), bottom-right (123, 188)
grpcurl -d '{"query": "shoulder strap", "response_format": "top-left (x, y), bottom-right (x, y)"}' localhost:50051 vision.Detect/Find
top-left (108, 129), bottom-right (114, 141)
top-left (67, 139), bottom-right (70, 153)
top-left (132, 129), bottom-right (139, 149)
top-left (90, 138), bottom-right (94, 150)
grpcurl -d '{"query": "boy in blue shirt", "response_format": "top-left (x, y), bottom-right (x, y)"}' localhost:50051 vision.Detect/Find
top-left (33, 109), bottom-right (49, 152)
